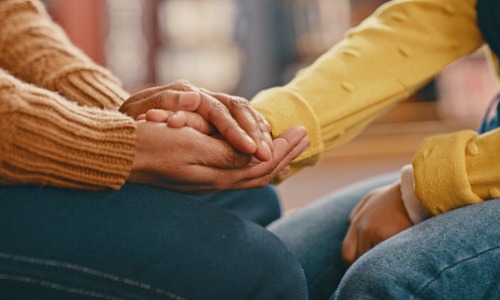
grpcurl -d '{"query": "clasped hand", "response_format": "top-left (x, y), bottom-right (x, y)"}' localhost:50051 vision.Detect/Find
top-left (342, 181), bottom-right (413, 265)
top-left (120, 80), bottom-right (309, 193)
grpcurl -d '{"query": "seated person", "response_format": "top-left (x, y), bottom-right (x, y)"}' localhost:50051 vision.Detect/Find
top-left (139, 0), bottom-right (500, 298)
top-left (0, 0), bottom-right (309, 298)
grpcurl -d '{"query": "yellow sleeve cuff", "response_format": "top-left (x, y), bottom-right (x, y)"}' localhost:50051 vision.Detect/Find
top-left (412, 130), bottom-right (483, 215)
top-left (252, 87), bottom-right (324, 171)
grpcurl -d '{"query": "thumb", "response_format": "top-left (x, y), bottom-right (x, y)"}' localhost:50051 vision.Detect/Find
top-left (342, 226), bottom-right (358, 266)
top-left (122, 90), bottom-right (202, 118)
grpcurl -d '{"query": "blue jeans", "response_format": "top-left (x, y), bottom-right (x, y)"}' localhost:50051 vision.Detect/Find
top-left (0, 184), bottom-right (307, 299)
top-left (269, 173), bottom-right (500, 299)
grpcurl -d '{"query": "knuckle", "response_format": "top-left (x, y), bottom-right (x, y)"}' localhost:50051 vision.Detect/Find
top-left (153, 92), bottom-right (165, 107)
top-left (230, 97), bottom-right (250, 110)
top-left (208, 101), bottom-right (230, 122)
top-left (212, 98), bottom-right (227, 110)
top-left (234, 96), bottom-right (249, 102)
top-left (157, 91), bottom-right (179, 109)
top-left (173, 79), bottom-right (195, 91)
top-left (176, 79), bottom-right (191, 85)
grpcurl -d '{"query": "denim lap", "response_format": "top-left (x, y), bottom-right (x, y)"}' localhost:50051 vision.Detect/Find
top-left (0, 184), bottom-right (307, 299)
top-left (334, 199), bottom-right (500, 299)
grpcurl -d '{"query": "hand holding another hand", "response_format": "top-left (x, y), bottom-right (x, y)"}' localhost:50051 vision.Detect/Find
top-left (128, 121), bottom-right (309, 194)
top-left (120, 80), bottom-right (273, 161)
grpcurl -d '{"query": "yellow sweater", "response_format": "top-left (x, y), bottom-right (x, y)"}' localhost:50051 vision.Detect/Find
top-left (252, 0), bottom-right (500, 215)
top-left (0, 0), bottom-right (136, 190)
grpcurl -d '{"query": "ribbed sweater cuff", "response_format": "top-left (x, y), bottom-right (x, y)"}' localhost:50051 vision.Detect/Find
top-left (0, 78), bottom-right (137, 190)
top-left (47, 66), bottom-right (130, 110)
top-left (413, 131), bottom-right (483, 215)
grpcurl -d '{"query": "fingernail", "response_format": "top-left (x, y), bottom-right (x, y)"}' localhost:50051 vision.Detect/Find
top-left (301, 138), bottom-right (311, 151)
top-left (261, 140), bottom-right (272, 158)
top-left (278, 166), bottom-right (291, 176)
top-left (245, 134), bottom-right (257, 150)
top-left (265, 132), bottom-right (273, 147)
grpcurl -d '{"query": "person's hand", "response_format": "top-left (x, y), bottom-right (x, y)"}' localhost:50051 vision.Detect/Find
top-left (128, 121), bottom-right (309, 193)
top-left (342, 181), bottom-right (413, 265)
top-left (120, 80), bottom-right (273, 162)
top-left (136, 109), bottom-right (215, 136)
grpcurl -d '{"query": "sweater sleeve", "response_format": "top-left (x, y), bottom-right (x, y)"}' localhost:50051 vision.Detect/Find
top-left (251, 0), bottom-right (484, 180)
top-left (0, 0), bottom-right (129, 110)
top-left (412, 129), bottom-right (500, 215)
top-left (0, 68), bottom-right (136, 190)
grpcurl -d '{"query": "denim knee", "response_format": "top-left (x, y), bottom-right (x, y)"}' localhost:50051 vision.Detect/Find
top-left (0, 184), bottom-right (306, 299)
top-left (215, 219), bottom-right (308, 300)
top-left (334, 245), bottom-right (500, 300)
top-left (333, 248), bottom-right (419, 300)
top-left (199, 185), bottom-right (282, 226)
top-left (333, 201), bottom-right (500, 300)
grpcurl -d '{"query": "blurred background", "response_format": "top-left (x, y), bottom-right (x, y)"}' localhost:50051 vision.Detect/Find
top-left (42, 0), bottom-right (500, 211)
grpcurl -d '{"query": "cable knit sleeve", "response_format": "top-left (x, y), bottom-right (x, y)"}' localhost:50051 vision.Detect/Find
top-left (0, 0), bottom-right (129, 109)
top-left (0, 69), bottom-right (136, 190)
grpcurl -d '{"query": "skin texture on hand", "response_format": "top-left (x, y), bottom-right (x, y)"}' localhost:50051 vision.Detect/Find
top-left (342, 181), bottom-right (414, 265)
top-left (136, 109), bottom-right (215, 136)
top-left (128, 121), bottom-right (309, 194)
top-left (120, 80), bottom-right (273, 162)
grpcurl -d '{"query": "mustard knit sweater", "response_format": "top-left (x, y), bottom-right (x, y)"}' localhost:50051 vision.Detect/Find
top-left (252, 0), bottom-right (500, 215)
top-left (0, 0), bottom-right (136, 190)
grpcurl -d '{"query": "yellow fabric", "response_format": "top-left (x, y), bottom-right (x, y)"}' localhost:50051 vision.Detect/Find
top-left (413, 127), bottom-right (500, 214)
top-left (253, 0), bottom-right (500, 214)
top-left (0, 0), bottom-right (136, 189)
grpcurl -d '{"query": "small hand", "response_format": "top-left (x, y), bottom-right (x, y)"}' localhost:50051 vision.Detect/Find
top-left (120, 80), bottom-right (273, 161)
top-left (128, 121), bottom-right (309, 193)
top-left (342, 181), bottom-right (413, 265)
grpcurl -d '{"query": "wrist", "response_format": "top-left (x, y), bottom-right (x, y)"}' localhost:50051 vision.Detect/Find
top-left (128, 122), bottom-right (152, 184)
top-left (400, 164), bottom-right (432, 224)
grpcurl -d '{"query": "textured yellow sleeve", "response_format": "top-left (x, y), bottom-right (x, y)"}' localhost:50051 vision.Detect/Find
top-left (252, 0), bottom-right (483, 179)
top-left (0, 0), bottom-right (129, 109)
top-left (413, 129), bottom-right (500, 215)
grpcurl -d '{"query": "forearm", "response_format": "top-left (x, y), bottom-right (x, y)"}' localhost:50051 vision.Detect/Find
top-left (0, 69), bottom-right (136, 190)
top-left (252, 0), bottom-right (483, 176)
top-left (0, 0), bottom-right (129, 109)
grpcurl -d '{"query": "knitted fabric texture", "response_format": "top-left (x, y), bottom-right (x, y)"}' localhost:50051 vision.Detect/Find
top-left (253, 0), bottom-right (500, 214)
top-left (0, 0), bottom-right (136, 189)
top-left (0, 0), bottom-right (129, 109)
